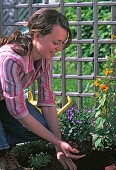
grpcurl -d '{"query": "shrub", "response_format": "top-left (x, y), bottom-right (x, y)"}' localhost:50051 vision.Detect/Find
top-left (59, 107), bottom-right (95, 142)
top-left (93, 35), bottom-right (116, 149)
top-left (28, 152), bottom-right (51, 168)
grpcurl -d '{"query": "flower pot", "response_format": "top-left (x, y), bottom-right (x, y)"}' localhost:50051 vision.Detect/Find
top-left (105, 164), bottom-right (116, 170)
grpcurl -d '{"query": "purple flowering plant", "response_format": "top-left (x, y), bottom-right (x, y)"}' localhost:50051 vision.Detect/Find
top-left (59, 107), bottom-right (95, 142)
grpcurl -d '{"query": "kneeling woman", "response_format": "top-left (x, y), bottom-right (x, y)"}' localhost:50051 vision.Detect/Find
top-left (0, 8), bottom-right (84, 170)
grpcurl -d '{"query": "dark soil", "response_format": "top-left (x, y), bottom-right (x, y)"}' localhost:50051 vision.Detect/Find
top-left (17, 143), bottom-right (116, 170)
top-left (76, 148), bottom-right (116, 170)
top-left (40, 146), bottom-right (116, 170)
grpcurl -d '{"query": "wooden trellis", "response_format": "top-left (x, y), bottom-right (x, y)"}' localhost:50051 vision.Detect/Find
top-left (0, 0), bottom-right (116, 109)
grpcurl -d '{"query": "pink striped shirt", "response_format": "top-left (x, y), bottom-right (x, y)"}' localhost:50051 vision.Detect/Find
top-left (0, 45), bottom-right (56, 119)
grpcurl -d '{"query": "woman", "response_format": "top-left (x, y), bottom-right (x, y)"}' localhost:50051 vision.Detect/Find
top-left (0, 8), bottom-right (84, 170)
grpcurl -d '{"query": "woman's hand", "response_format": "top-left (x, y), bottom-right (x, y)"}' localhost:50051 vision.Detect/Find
top-left (57, 150), bottom-right (77, 170)
top-left (59, 141), bottom-right (85, 159)
top-left (56, 142), bottom-right (85, 170)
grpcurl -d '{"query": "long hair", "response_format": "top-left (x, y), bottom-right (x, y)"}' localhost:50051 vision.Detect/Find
top-left (0, 37), bottom-right (8, 47)
top-left (0, 8), bottom-right (72, 56)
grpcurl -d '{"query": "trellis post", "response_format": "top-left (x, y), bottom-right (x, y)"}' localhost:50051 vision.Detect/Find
top-left (60, 0), bottom-right (66, 106)
top-left (93, 0), bottom-right (98, 90)
top-left (14, 0), bottom-right (18, 31)
top-left (30, 0), bottom-right (35, 99)
top-left (77, 0), bottom-right (82, 110)
top-left (0, 0), bottom-right (3, 37)
top-left (111, 0), bottom-right (116, 108)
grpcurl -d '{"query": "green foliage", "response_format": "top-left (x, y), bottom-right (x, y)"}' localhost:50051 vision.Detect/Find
top-left (63, 1), bottom-right (111, 59)
top-left (52, 2), bottom-right (111, 109)
top-left (28, 152), bottom-right (51, 168)
top-left (10, 139), bottom-right (48, 166)
top-left (65, 42), bottom-right (77, 57)
top-left (59, 107), bottom-right (95, 142)
top-left (66, 79), bottom-right (78, 92)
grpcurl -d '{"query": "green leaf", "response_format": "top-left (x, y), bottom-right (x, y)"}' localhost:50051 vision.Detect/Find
top-left (96, 117), bottom-right (106, 129)
top-left (99, 94), bottom-right (106, 106)
top-left (95, 138), bottom-right (102, 148)
top-left (95, 110), bottom-right (101, 118)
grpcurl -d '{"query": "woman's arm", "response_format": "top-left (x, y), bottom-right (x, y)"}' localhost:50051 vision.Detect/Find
top-left (41, 106), bottom-right (85, 170)
top-left (41, 106), bottom-right (61, 139)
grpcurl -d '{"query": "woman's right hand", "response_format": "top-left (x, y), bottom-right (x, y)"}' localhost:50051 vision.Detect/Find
top-left (59, 141), bottom-right (85, 160)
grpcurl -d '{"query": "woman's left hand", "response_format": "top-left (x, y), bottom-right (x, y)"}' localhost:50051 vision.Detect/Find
top-left (56, 150), bottom-right (77, 170)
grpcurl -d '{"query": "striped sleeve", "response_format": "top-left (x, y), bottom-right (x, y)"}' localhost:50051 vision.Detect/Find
top-left (1, 57), bottom-right (29, 119)
top-left (37, 59), bottom-right (56, 107)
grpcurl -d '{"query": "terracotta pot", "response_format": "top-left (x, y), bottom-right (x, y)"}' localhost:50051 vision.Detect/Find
top-left (105, 164), bottom-right (116, 170)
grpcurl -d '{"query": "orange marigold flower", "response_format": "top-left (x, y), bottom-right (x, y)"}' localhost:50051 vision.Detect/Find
top-left (94, 80), bottom-right (100, 86)
top-left (111, 34), bottom-right (115, 41)
top-left (104, 70), bottom-right (113, 75)
top-left (100, 84), bottom-right (108, 91)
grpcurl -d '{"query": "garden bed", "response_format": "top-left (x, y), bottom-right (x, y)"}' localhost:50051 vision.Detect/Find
top-left (11, 140), bottom-right (116, 170)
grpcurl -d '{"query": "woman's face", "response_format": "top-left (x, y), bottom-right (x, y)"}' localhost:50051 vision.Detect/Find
top-left (32, 25), bottom-right (68, 61)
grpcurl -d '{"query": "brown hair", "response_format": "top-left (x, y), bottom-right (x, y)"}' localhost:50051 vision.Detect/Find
top-left (0, 37), bottom-right (8, 47)
top-left (0, 8), bottom-right (72, 56)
